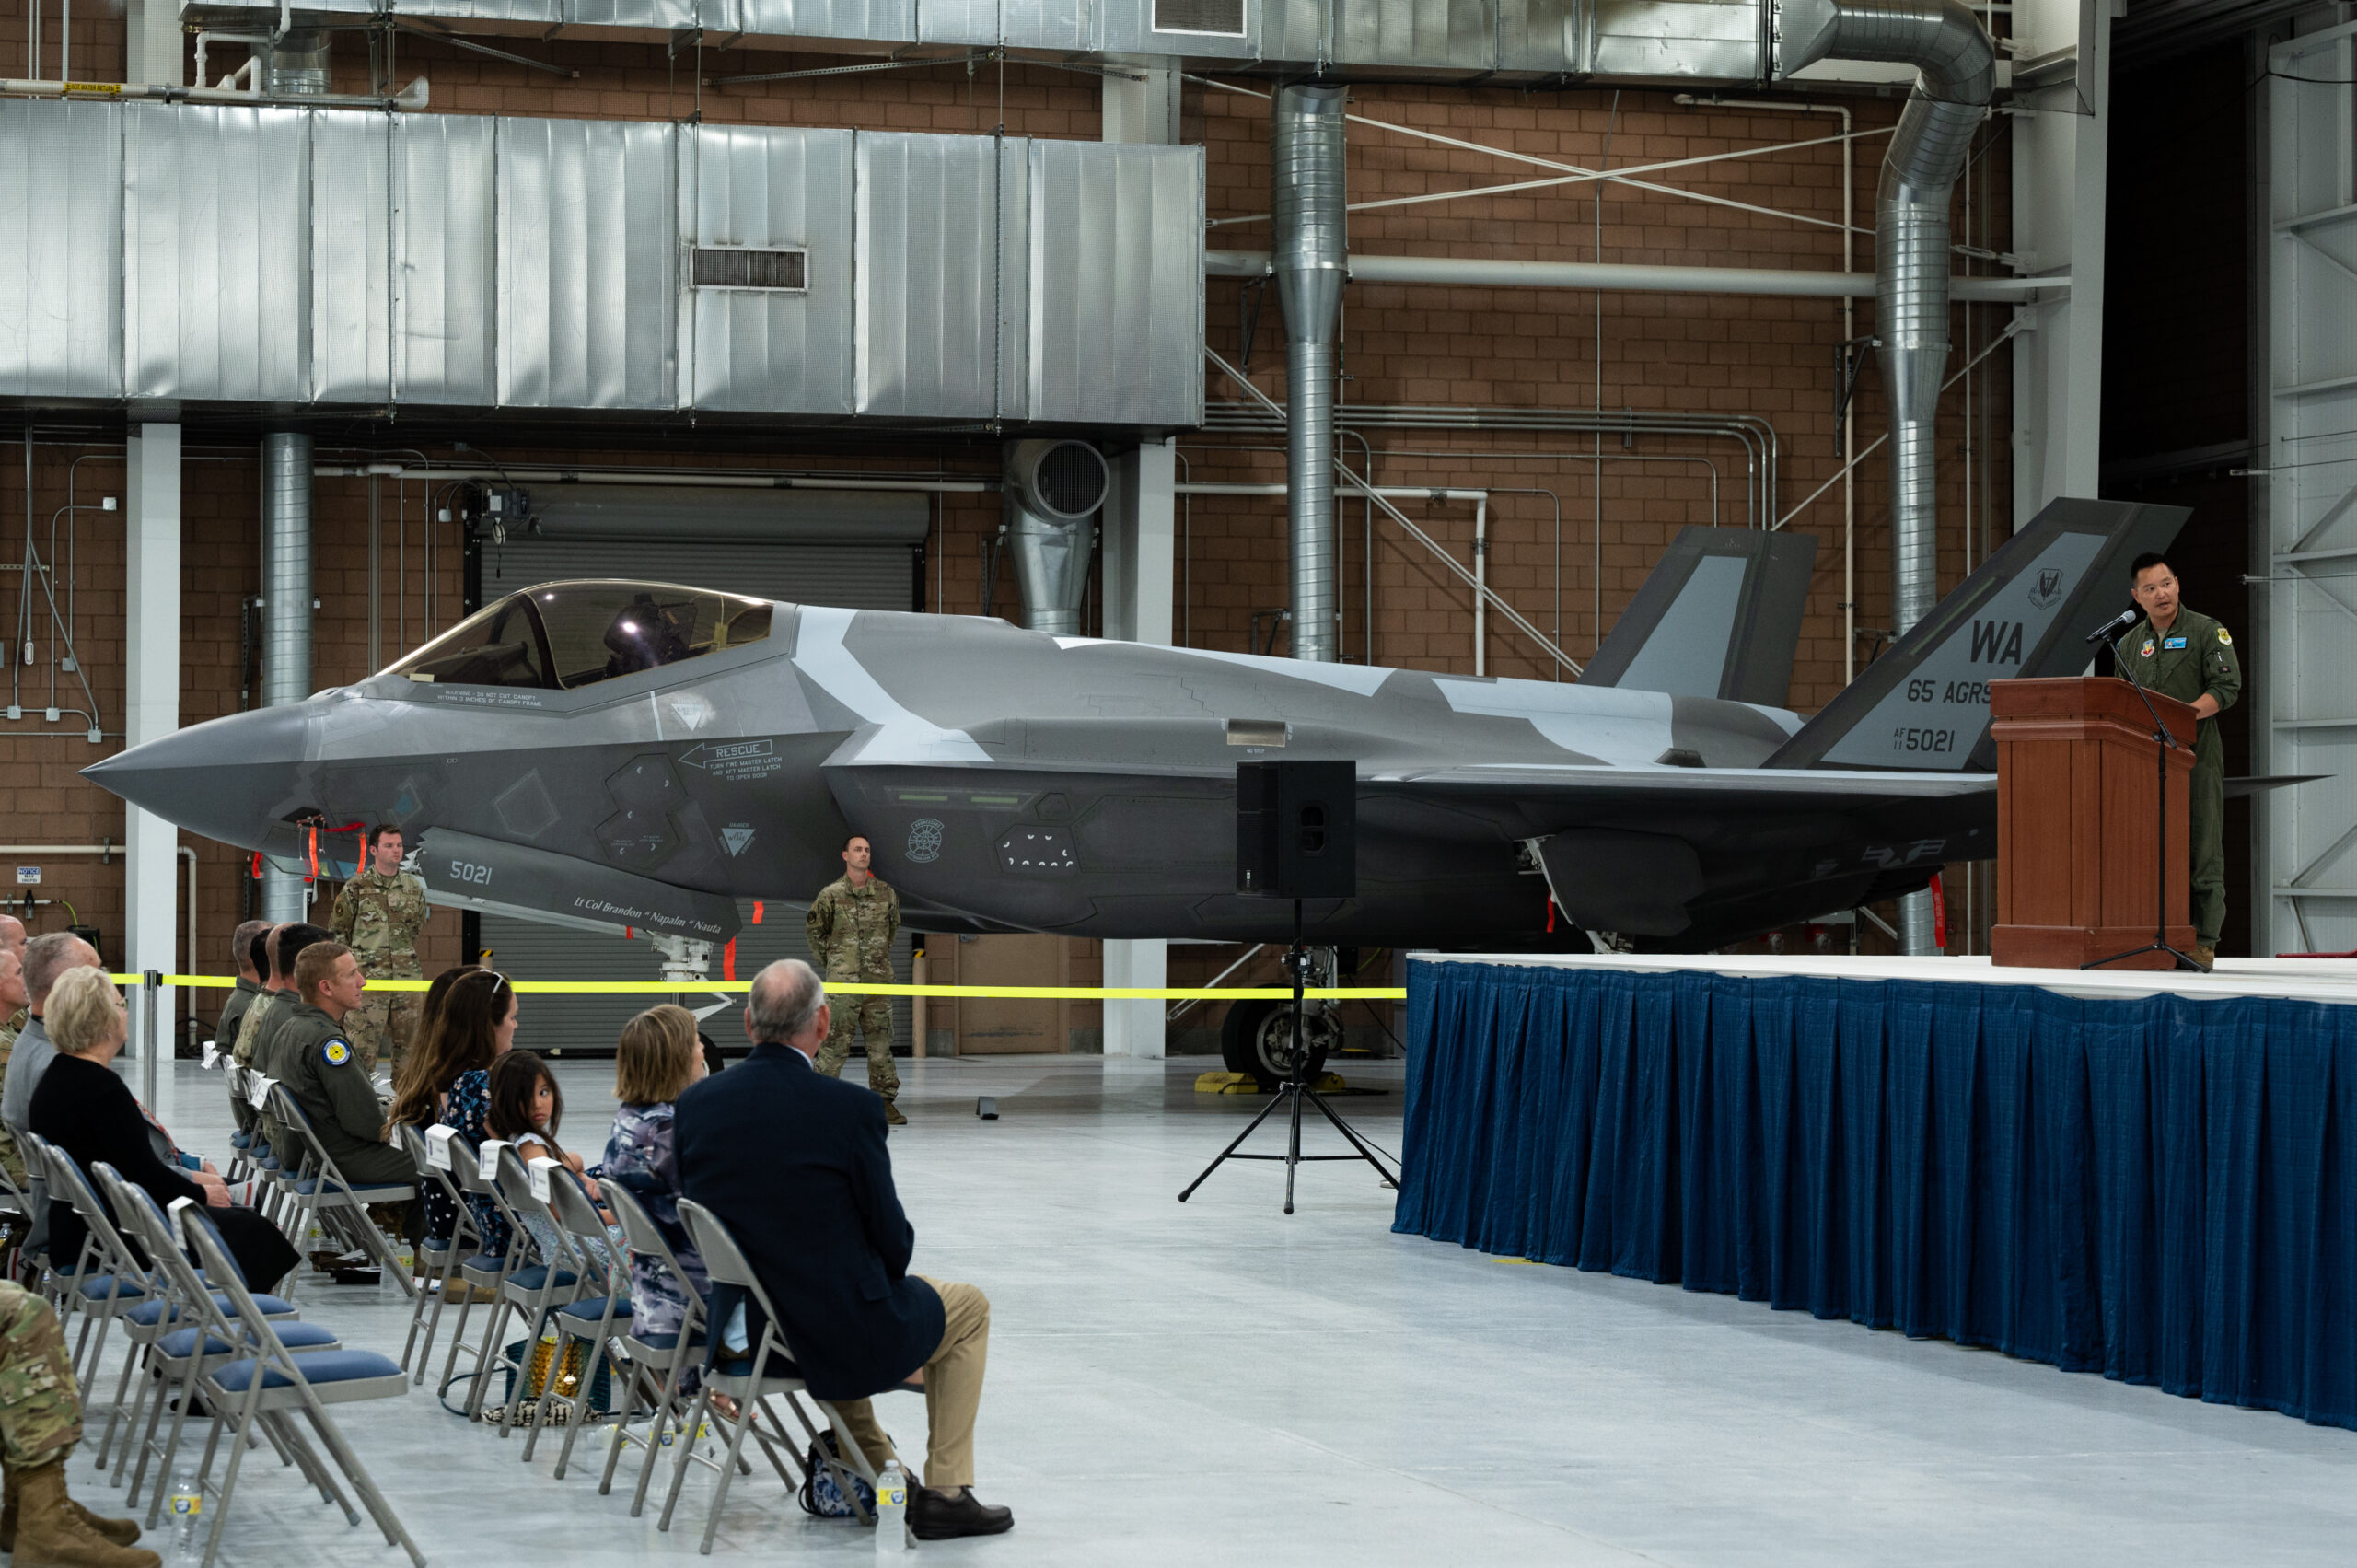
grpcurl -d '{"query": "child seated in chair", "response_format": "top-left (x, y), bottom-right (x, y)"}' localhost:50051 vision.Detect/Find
top-left (483, 1052), bottom-right (625, 1269)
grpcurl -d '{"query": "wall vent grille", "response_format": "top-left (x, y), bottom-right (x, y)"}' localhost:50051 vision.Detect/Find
top-left (1153, 0), bottom-right (1246, 37)
top-left (691, 247), bottom-right (809, 291)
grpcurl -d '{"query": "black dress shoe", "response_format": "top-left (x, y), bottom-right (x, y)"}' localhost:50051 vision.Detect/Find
top-left (910, 1486), bottom-right (1014, 1540)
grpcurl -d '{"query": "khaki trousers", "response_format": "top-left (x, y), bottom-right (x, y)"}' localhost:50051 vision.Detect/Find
top-left (830, 1277), bottom-right (989, 1491)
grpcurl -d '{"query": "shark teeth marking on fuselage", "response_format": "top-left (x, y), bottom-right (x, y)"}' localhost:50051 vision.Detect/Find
top-left (795, 606), bottom-right (993, 764)
top-left (1054, 638), bottom-right (1397, 698)
top-left (1433, 679), bottom-right (1672, 767)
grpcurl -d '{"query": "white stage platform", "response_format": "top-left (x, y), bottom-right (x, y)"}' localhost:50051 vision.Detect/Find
top-left (1411, 949), bottom-right (2357, 1005)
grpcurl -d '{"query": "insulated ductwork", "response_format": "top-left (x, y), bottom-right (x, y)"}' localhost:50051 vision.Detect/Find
top-left (264, 30), bottom-right (331, 95)
top-left (1271, 84), bottom-right (1347, 665)
top-left (1779, 0), bottom-right (1993, 953)
top-left (1005, 439), bottom-right (1109, 635)
top-left (261, 431), bottom-right (314, 922)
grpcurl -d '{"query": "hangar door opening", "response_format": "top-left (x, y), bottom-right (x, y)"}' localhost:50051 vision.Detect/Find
top-left (469, 484), bottom-right (924, 1058)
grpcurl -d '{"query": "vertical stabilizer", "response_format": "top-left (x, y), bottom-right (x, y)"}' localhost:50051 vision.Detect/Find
top-left (1767, 496), bottom-right (2189, 772)
top-left (1580, 527), bottom-right (1818, 706)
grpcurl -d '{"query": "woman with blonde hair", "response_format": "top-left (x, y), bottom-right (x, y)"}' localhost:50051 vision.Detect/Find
top-left (600, 1005), bottom-right (710, 1340)
top-left (29, 968), bottom-right (298, 1289)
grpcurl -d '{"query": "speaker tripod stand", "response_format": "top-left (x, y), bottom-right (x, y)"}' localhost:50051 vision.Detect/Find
top-left (1178, 900), bottom-right (1400, 1215)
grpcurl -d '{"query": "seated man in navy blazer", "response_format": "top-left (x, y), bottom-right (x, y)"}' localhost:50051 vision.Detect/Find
top-left (677, 958), bottom-right (1012, 1540)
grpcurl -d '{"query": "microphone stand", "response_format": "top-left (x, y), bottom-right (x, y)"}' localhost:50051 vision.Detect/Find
top-left (2083, 625), bottom-right (2204, 972)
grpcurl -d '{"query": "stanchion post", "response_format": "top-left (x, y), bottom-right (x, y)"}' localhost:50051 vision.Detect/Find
top-left (141, 970), bottom-right (161, 1108)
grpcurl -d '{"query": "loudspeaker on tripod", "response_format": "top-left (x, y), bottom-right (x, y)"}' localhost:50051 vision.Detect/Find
top-left (1236, 760), bottom-right (1356, 900)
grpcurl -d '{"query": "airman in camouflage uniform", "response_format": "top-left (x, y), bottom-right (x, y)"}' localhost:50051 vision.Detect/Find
top-left (2122, 554), bottom-right (2243, 968)
top-left (807, 834), bottom-right (903, 1124)
top-left (0, 1281), bottom-right (155, 1566)
top-left (0, 950), bottom-right (29, 1190)
top-left (330, 827), bottom-right (429, 1077)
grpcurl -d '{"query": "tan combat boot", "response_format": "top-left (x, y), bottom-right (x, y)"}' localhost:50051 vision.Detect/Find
top-left (2194, 944), bottom-right (2217, 970)
top-left (10, 1461), bottom-right (158, 1568)
top-left (0, 1462), bottom-right (145, 1552)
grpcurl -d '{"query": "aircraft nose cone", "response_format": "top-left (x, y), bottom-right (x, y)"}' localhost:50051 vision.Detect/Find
top-left (83, 705), bottom-right (316, 852)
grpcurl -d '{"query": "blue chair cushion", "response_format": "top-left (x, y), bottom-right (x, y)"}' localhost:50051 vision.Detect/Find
top-left (213, 1349), bottom-right (401, 1393)
top-left (504, 1265), bottom-right (577, 1294)
top-left (75, 1274), bottom-right (149, 1302)
top-left (229, 1132), bottom-right (254, 1150)
top-left (419, 1237), bottom-right (457, 1258)
top-left (461, 1253), bottom-right (508, 1272)
top-left (159, 1320), bottom-right (337, 1359)
top-left (630, 1330), bottom-right (705, 1353)
top-left (127, 1293), bottom-right (295, 1327)
top-left (556, 1295), bottom-right (630, 1326)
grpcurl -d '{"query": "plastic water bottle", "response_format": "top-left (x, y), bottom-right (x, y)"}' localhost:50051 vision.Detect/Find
top-left (166, 1471), bottom-right (201, 1555)
top-left (874, 1460), bottom-right (908, 1552)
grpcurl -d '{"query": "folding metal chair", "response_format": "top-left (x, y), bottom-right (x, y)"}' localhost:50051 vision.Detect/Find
top-left (435, 1137), bottom-right (526, 1413)
top-left (174, 1200), bottom-right (424, 1568)
top-left (663, 1199), bottom-right (873, 1555)
top-left (598, 1182), bottom-right (747, 1516)
top-left (483, 1146), bottom-right (587, 1438)
top-left (25, 1136), bottom-right (159, 1387)
top-left (397, 1122), bottom-right (479, 1380)
top-left (527, 1164), bottom-right (637, 1472)
top-left (265, 1085), bottom-right (417, 1299)
top-left (88, 1167), bottom-right (326, 1507)
top-left (16, 1132), bottom-right (92, 1321)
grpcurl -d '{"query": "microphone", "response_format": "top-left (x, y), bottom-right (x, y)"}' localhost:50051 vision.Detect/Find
top-left (2084, 607), bottom-right (2139, 645)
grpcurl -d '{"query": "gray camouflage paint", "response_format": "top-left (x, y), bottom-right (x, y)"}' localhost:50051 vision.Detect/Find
top-left (85, 498), bottom-right (2185, 951)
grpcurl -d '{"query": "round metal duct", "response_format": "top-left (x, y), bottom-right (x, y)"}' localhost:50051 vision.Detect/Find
top-left (1006, 439), bottom-right (1109, 520)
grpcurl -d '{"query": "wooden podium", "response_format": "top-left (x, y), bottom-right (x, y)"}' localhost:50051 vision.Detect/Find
top-left (1990, 678), bottom-right (2198, 970)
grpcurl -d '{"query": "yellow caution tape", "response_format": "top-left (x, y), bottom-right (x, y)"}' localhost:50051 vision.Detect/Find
top-left (112, 973), bottom-right (1405, 1002)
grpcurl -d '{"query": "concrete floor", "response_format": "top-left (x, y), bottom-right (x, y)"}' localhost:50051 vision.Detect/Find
top-left (99, 1051), bottom-right (2357, 1566)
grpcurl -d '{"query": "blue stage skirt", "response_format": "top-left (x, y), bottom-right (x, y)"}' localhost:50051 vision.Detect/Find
top-left (1394, 961), bottom-right (2357, 1430)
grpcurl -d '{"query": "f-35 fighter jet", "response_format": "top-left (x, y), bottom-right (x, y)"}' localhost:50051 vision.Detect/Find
top-left (88, 497), bottom-right (2183, 954)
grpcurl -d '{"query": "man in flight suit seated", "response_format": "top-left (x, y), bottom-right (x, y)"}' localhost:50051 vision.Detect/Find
top-left (270, 942), bottom-right (417, 1230)
top-left (2120, 551), bottom-right (2244, 969)
top-left (0, 1280), bottom-right (155, 1567)
top-left (215, 921), bottom-right (271, 1140)
top-left (677, 959), bottom-right (1013, 1540)
top-left (244, 924), bottom-right (331, 1169)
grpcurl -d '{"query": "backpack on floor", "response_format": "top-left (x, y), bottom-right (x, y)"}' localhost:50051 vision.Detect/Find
top-left (797, 1428), bottom-right (880, 1519)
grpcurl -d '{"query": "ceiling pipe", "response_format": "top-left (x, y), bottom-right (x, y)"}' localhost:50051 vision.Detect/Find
top-left (1004, 440), bottom-right (1111, 635)
top-left (1207, 249), bottom-right (2061, 301)
top-left (260, 433), bottom-right (313, 924)
top-left (0, 75), bottom-right (428, 110)
top-left (1271, 84), bottom-right (1347, 665)
top-left (263, 29), bottom-right (332, 96)
top-left (1775, 0), bottom-right (1994, 956)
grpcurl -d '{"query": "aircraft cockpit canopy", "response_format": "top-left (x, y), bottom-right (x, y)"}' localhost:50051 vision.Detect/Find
top-left (388, 581), bottom-right (774, 691)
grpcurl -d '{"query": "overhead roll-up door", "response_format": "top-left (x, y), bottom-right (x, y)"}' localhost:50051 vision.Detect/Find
top-left (473, 483), bottom-right (931, 1058)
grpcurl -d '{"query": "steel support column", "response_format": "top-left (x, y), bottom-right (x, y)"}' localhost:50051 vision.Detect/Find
top-left (124, 424), bottom-right (181, 1060)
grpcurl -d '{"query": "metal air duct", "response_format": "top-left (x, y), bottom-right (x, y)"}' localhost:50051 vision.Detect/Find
top-left (1778, 0), bottom-right (1993, 953)
top-left (261, 431), bottom-right (313, 922)
top-left (1005, 439), bottom-right (1109, 635)
top-left (264, 30), bottom-right (331, 95)
top-left (1271, 83), bottom-right (1347, 664)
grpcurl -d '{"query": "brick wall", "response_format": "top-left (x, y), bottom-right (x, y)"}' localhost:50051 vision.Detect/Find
top-left (0, 21), bottom-right (2022, 1019)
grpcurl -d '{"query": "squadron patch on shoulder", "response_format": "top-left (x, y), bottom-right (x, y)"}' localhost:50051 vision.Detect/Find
top-left (2217, 626), bottom-right (2232, 645)
top-left (322, 1040), bottom-right (352, 1068)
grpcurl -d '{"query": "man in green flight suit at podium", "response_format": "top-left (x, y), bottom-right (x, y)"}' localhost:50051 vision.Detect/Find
top-left (2121, 551), bottom-right (2242, 970)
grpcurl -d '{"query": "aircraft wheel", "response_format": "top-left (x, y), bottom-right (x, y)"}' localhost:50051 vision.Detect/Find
top-left (1220, 998), bottom-right (1335, 1085)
